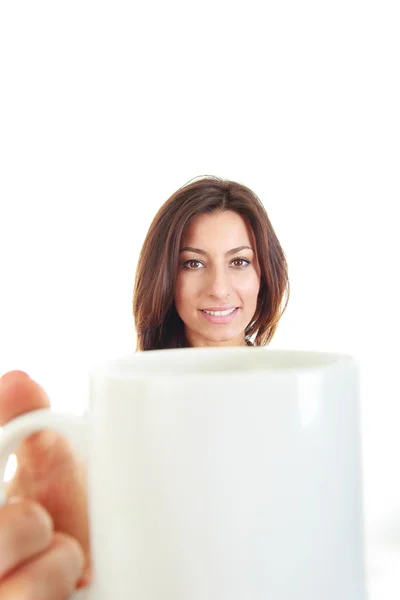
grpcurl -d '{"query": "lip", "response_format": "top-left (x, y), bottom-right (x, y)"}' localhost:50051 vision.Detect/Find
top-left (201, 305), bottom-right (237, 311)
top-left (200, 307), bottom-right (239, 324)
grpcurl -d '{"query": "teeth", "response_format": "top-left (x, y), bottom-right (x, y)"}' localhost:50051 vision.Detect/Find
top-left (203, 308), bottom-right (236, 316)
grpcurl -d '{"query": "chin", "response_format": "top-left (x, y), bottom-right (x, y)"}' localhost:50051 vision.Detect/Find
top-left (207, 331), bottom-right (242, 344)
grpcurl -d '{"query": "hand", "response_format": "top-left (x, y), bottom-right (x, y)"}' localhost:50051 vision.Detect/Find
top-left (0, 370), bottom-right (90, 598)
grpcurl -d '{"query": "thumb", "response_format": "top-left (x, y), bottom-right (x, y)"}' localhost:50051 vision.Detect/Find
top-left (0, 370), bottom-right (57, 462)
top-left (0, 370), bottom-right (50, 424)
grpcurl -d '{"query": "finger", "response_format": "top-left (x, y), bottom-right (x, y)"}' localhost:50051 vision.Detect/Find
top-left (0, 370), bottom-right (58, 470)
top-left (0, 499), bottom-right (54, 579)
top-left (0, 371), bottom-right (50, 425)
top-left (0, 532), bottom-right (84, 600)
top-left (0, 371), bottom-right (91, 580)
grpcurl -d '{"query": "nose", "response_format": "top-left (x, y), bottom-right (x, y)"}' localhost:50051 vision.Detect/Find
top-left (206, 265), bottom-right (232, 299)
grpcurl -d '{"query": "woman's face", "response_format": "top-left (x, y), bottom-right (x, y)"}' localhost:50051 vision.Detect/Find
top-left (174, 210), bottom-right (261, 347)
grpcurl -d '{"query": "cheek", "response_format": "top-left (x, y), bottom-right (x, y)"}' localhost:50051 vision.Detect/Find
top-left (174, 276), bottom-right (199, 309)
top-left (236, 271), bottom-right (261, 297)
top-left (174, 279), bottom-right (184, 309)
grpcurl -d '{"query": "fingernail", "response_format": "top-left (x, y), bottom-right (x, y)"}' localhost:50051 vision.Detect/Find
top-left (76, 575), bottom-right (90, 588)
top-left (76, 565), bottom-right (92, 588)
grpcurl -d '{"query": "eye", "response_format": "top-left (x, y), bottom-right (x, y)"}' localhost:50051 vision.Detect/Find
top-left (231, 258), bottom-right (250, 268)
top-left (182, 260), bottom-right (204, 270)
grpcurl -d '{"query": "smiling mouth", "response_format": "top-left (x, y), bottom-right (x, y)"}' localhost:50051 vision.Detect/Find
top-left (199, 307), bottom-right (240, 324)
top-left (201, 308), bottom-right (237, 316)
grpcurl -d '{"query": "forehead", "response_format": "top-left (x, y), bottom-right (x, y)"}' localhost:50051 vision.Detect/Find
top-left (181, 211), bottom-right (255, 248)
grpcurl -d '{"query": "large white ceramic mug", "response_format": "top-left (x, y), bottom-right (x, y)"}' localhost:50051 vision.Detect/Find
top-left (0, 347), bottom-right (365, 599)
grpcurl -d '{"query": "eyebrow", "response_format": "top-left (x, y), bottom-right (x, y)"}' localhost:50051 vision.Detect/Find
top-left (179, 245), bottom-right (254, 256)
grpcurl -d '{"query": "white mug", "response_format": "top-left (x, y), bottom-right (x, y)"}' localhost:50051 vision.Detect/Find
top-left (0, 347), bottom-right (366, 599)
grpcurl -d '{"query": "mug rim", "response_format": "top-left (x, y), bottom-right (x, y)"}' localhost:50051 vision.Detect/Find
top-left (89, 347), bottom-right (357, 379)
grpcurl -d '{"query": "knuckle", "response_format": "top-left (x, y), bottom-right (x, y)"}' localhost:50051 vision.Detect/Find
top-left (0, 534), bottom-right (85, 600)
top-left (18, 499), bottom-right (53, 534)
top-left (53, 532), bottom-right (85, 568)
top-left (0, 500), bottom-right (53, 571)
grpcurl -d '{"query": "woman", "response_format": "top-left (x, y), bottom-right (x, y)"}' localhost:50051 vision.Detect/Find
top-left (0, 176), bottom-right (288, 598)
top-left (133, 176), bottom-right (288, 349)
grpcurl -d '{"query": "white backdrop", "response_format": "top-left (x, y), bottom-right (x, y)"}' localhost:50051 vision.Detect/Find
top-left (1, 1), bottom-right (399, 596)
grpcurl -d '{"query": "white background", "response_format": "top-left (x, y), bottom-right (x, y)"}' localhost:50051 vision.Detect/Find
top-left (0, 1), bottom-right (399, 596)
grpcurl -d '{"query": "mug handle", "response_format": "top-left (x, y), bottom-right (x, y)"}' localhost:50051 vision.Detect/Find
top-left (0, 408), bottom-right (90, 599)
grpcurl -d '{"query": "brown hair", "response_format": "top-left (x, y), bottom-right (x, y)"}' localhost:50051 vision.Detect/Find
top-left (133, 176), bottom-right (289, 350)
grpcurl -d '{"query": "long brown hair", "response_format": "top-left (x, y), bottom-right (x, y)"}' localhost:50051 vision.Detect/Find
top-left (133, 176), bottom-right (289, 350)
